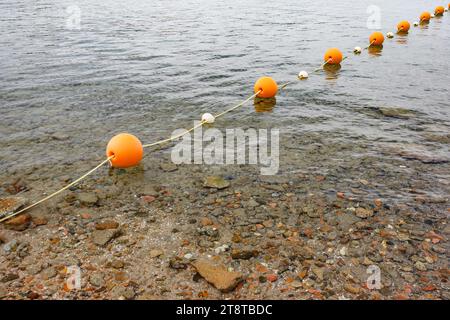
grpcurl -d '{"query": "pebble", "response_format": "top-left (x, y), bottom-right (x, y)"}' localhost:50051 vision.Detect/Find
top-left (355, 208), bottom-right (374, 219)
top-left (192, 260), bottom-right (243, 292)
top-left (41, 267), bottom-right (57, 280)
top-left (4, 213), bottom-right (31, 231)
top-left (3, 239), bottom-right (18, 252)
top-left (111, 259), bottom-right (125, 269)
top-left (169, 257), bottom-right (188, 270)
top-left (32, 216), bottom-right (48, 226)
top-left (231, 247), bottom-right (259, 260)
top-left (1, 273), bottom-right (19, 283)
top-left (89, 272), bottom-right (106, 287)
top-left (311, 265), bottom-right (325, 281)
top-left (77, 192), bottom-right (98, 206)
top-left (344, 284), bottom-right (360, 294)
top-left (160, 162), bottom-right (178, 172)
top-left (91, 229), bottom-right (120, 246)
top-left (414, 261), bottom-right (427, 271)
top-left (203, 176), bottom-right (230, 189)
top-left (95, 220), bottom-right (119, 230)
top-left (111, 285), bottom-right (135, 300)
top-left (149, 249), bottom-right (164, 258)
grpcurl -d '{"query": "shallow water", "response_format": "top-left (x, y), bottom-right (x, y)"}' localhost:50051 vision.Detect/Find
top-left (0, 0), bottom-right (449, 205)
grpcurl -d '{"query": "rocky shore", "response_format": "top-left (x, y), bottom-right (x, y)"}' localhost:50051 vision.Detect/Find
top-left (0, 132), bottom-right (449, 299)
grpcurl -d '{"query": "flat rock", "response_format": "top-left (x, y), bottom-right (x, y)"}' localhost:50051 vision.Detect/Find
top-left (91, 229), bottom-right (120, 246)
top-left (78, 192), bottom-right (98, 206)
top-left (160, 162), bottom-right (178, 172)
top-left (0, 196), bottom-right (28, 217)
top-left (378, 107), bottom-right (416, 119)
top-left (89, 272), bottom-right (105, 287)
top-left (149, 249), bottom-right (164, 258)
top-left (4, 213), bottom-right (31, 231)
top-left (231, 247), bottom-right (259, 260)
top-left (355, 208), bottom-right (374, 219)
top-left (192, 260), bottom-right (243, 292)
top-left (1, 273), bottom-right (19, 283)
top-left (337, 213), bottom-right (361, 231)
top-left (203, 176), bottom-right (230, 190)
top-left (95, 220), bottom-right (119, 230)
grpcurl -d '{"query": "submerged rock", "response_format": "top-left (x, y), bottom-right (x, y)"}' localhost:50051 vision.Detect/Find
top-left (203, 176), bottom-right (230, 189)
top-left (192, 260), bottom-right (243, 292)
top-left (378, 107), bottom-right (416, 119)
top-left (0, 196), bottom-right (28, 217)
top-left (77, 192), bottom-right (98, 206)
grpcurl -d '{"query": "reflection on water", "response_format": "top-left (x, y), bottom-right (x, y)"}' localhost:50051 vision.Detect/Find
top-left (368, 45), bottom-right (383, 56)
top-left (323, 64), bottom-right (341, 80)
top-left (254, 97), bottom-right (276, 113)
top-left (395, 33), bottom-right (409, 45)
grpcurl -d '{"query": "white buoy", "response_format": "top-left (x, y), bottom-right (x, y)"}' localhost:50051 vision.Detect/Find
top-left (431, 14), bottom-right (435, 18)
top-left (386, 32), bottom-right (394, 38)
top-left (413, 21), bottom-right (419, 26)
top-left (298, 71), bottom-right (309, 79)
top-left (353, 46), bottom-right (362, 54)
top-left (445, 8), bottom-right (448, 12)
top-left (201, 113), bottom-right (215, 124)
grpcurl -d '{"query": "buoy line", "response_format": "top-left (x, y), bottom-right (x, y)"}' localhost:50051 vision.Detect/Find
top-left (1, 5), bottom-right (448, 223)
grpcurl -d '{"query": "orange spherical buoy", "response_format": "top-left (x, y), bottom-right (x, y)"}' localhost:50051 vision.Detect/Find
top-left (254, 76), bottom-right (278, 98)
top-left (106, 133), bottom-right (143, 168)
top-left (323, 48), bottom-right (343, 65)
top-left (369, 32), bottom-right (384, 46)
top-left (397, 20), bottom-right (410, 33)
top-left (420, 11), bottom-right (431, 22)
top-left (435, 6), bottom-right (445, 16)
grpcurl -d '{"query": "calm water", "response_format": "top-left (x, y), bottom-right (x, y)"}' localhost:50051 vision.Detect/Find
top-left (0, 0), bottom-right (449, 198)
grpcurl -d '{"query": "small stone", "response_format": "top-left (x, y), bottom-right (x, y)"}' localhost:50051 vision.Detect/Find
top-left (200, 217), bottom-right (213, 226)
top-left (91, 229), bottom-right (120, 246)
top-left (192, 260), bottom-right (243, 292)
top-left (32, 216), bottom-right (48, 226)
top-left (95, 220), bottom-right (119, 230)
top-left (311, 266), bottom-right (324, 281)
top-left (41, 267), bottom-right (57, 280)
top-left (27, 264), bottom-right (42, 275)
top-left (344, 284), bottom-right (360, 294)
top-left (77, 192), bottom-right (98, 206)
top-left (27, 292), bottom-right (40, 300)
top-left (355, 208), bottom-right (373, 219)
top-left (160, 162), bottom-right (178, 172)
top-left (169, 257), bottom-right (188, 270)
top-left (4, 213), bottom-right (31, 231)
top-left (340, 247), bottom-right (348, 256)
top-left (414, 261), bottom-right (427, 271)
top-left (3, 239), bottom-right (18, 252)
top-left (111, 285), bottom-right (135, 300)
top-left (111, 259), bottom-right (125, 269)
top-left (266, 274), bottom-right (278, 282)
top-left (0, 196), bottom-right (28, 216)
top-left (203, 176), bottom-right (230, 190)
top-left (149, 249), bottom-right (164, 258)
top-left (89, 272), bottom-right (105, 287)
top-left (1, 273), bottom-right (19, 283)
top-left (379, 107), bottom-right (415, 119)
top-left (231, 247), bottom-right (259, 260)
